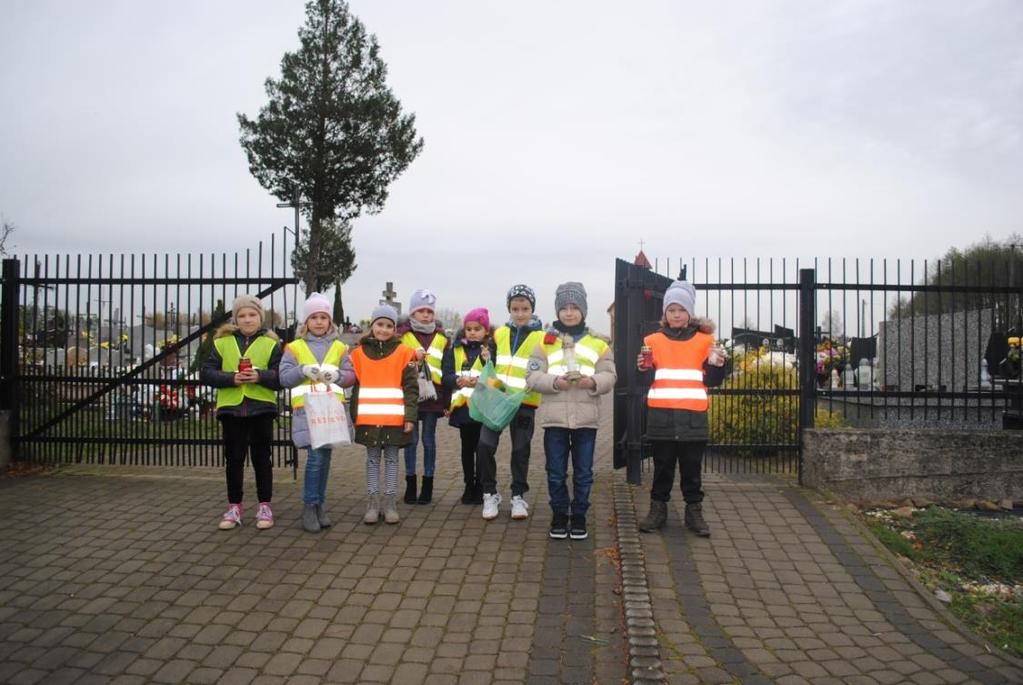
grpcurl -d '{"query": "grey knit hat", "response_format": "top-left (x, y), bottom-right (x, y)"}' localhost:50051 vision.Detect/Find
top-left (370, 303), bottom-right (398, 325)
top-left (663, 280), bottom-right (696, 316)
top-left (506, 284), bottom-right (536, 311)
top-left (231, 294), bottom-right (265, 322)
top-left (408, 288), bottom-right (437, 315)
top-left (554, 281), bottom-right (588, 320)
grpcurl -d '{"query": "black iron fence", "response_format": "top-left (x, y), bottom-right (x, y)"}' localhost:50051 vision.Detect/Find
top-left (0, 231), bottom-right (301, 467)
top-left (615, 256), bottom-right (1023, 483)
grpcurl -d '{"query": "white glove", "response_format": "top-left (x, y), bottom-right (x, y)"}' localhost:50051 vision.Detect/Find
top-left (301, 364), bottom-right (323, 382)
top-left (320, 368), bottom-right (340, 384)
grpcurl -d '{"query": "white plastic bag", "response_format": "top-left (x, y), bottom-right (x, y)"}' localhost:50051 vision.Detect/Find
top-left (305, 383), bottom-right (352, 448)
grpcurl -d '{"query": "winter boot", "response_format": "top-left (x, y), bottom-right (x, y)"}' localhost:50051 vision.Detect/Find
top-left (684, 503), bottom-right (711, 537)
top-left (315, 503), bottom-right (332, 529)
top-left (363, 495), bottom-right (380, 525)
top-left (460, 481), bottom-right (474, 505)
top-left (417, 476), bottom-right (434, 505)
top-left (638, 500), bottom-right (668, 532)
top-left (302, 503), bottom-right (321, 533)
top-left (383, 494), bottom-right (400, 524)
top-left (469, 481), bottom-right (484, 505)
top-left (403, 476), bottom-right (418, 504)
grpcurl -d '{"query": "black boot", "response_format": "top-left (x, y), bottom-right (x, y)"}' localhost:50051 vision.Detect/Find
top-left (469, 480), bottom-right (484, 505)
top-left (685, 503), bottom-right (711, 537)
top-left (417, 476), bottom-right (433, 504)
top-left (403, 476), bottom-right (417, 504)
top-left (639, 500), bottom-right (667, 532)
top-left (460, 481), bottom-right (474, 505)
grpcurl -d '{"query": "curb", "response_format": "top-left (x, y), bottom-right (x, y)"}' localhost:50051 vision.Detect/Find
top-left (613, 477), bottom-right (666, 684)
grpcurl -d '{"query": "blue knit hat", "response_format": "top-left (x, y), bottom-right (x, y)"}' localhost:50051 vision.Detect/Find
top-left (370, 304), bottom-right (398, 325)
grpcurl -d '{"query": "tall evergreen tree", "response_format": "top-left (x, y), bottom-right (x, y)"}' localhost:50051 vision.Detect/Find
top-left (238, 0), bottom-right (423, 297)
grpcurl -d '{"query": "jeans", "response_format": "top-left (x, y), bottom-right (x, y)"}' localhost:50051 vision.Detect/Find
top-left (221, 414), bottom-right (274, 504)
top-left (404, 412), bottom-right (439, 477)
top-left (303, 446), bottom-right (332, 505)
top-left (476, 406), bottom-right (535, 496)
top-left (650, 440), bottom-right (705, 504)
top-left (544, 427), bottom-right (596, 517)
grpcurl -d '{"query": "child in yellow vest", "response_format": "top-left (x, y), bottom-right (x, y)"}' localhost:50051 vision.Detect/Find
top-left (526, 283), bottom-right (616, 540)
top-left (200, 295), bottom-right (282, 530)
top-left (279, 293), bottom-right (348, 533)
top-left (338, 304), bottom-right (419, 524)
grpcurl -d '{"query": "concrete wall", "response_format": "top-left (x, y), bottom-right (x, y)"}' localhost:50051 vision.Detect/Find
top-left (803, 428), bottom-right (1023, 503)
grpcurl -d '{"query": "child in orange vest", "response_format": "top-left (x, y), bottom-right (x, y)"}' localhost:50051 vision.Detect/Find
top-left (338, 304), bottom-right (419, 525)
top-left (636, 281), bottom-right (726, 536)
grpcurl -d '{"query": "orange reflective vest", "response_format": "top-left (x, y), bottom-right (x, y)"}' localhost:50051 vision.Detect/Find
top-left (644, 331), bottom-right (712, 411)
top-left (349, 345), bottom-right (416, 427)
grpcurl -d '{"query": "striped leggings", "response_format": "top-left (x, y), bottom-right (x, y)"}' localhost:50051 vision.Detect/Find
top-left (366, 445), bottom-right (400, 496)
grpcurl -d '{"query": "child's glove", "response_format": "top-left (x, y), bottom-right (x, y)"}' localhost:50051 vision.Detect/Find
top-left (320, 368), bottom-right (340, 385)
top-left (301, 364), bottom-right (323, 382)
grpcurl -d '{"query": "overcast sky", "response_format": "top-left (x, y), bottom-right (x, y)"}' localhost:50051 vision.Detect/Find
top-left (2, 1), bottom-right (1021, 331)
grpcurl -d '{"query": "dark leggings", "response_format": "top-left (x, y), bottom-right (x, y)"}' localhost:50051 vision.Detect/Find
top-left (459, 422), bottom-right (482, 484)
top-left (649, 440), bottom-right (705, 504)
top-left (221, 414), bottom-right (274, 504)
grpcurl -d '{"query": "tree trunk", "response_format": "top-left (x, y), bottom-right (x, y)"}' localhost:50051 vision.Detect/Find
top-left (306, 206), bottom-right (324, 293)
top-left (333, 283), bottom-right (345, 327)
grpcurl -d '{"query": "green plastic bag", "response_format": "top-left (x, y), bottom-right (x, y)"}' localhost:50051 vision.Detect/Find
top-left (468, 360), bottom-right (526, 431)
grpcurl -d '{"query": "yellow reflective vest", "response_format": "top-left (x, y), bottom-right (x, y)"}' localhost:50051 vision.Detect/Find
top-left (494, 326), bottom-right (544, 408)
top-left (449, 346), bottom-right (484, 411)
top-left (286, 339), bottom-right (348, 409)
top-left (401, 330), bottom-right (447, 386)
top-left (541, 333), bottom-right (610, 378)
top-left (213, 335), bottom-right (278, 408)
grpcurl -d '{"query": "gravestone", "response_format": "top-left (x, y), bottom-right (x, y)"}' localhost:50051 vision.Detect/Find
top-left (878, 308), bottom-right (993, 391)
top-left (379, 281), bottom-right (402, 316)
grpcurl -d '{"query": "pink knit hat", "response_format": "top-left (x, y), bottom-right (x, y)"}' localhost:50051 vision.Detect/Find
top-left (302, 292), bottom-right (332, 322)
top-left (463, 307), bottom-right (490, 330)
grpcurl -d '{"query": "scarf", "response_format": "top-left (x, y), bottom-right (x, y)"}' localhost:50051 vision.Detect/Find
top-left (410, 318), bottom-right (437, 335)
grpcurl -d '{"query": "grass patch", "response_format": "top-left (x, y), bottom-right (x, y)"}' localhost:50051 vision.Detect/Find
top-left (862, 506), bottom-right (1023, 658)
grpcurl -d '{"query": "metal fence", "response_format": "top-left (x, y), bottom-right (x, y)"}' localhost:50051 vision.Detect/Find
top-left (0, 230), bottom-right (301, 466)
top-left (615, 255), bottom-right (1023, 483)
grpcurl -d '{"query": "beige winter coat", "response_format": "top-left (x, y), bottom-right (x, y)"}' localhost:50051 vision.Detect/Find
top-left (526, 333), bottom-right (617, 429)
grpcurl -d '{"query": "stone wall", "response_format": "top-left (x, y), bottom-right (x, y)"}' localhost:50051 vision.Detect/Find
top-left (802, 428), bottom-right (1023, 503)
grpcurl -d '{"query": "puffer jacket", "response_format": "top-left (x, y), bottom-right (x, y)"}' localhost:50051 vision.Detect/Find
top-left (338, 334), bottom-right (419, 448)
top-left (279, 328), bottom-right (343, 448)
top-left (640, 321), bottom-right (727, 442)
top-left (199, 324), bottom-right (282, 418)
top-left (526, 329), bottom-right (617, 429)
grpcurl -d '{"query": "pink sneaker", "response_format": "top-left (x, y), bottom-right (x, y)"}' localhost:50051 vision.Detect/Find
top-left (219, 503), bottom-right (243, 530)
top-left (255, 502), bottom-right (274, 530)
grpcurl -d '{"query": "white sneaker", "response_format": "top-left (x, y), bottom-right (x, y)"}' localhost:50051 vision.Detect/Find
top-left (510, 495), bottom-right (529, 520)
top-left (482, 493), bottom-right (501, 520)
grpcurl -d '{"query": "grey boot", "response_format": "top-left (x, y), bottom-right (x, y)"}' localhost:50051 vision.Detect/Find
top-left (302, 503), bottom-right (321, 533)
top-left (316, 503), bottom-right (332, 529)
top-left (685, 503), bottom-right (711, 537)
top-left (383, 494), bottom-right (400, 524)
top-left (363, 495), bottom-right (380, 525)
top-left (639, 500), bottom-right (668, 532)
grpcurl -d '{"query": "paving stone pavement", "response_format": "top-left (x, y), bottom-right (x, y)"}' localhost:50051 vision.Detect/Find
top-left (1, 403), bottom-right (1021, 684)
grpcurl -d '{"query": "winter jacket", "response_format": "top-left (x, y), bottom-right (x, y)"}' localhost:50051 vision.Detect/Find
top-left (279, 328), bottom-right (343, 448)
top-left (396, 320), bottom-right (450, 415)
top-left (526, 328), bottom-right (617, 430)
top-left (640, 322), bottom-right (727, 442)
top-left (339, 334), bottom-right (419, 447)
top-left (200, 325), bottom-right (282, 419)
top-left (441, 330), bottom-right (497, 428)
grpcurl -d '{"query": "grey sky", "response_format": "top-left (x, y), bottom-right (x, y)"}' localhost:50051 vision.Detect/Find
top-left (2, 0), bottom-right (1021, 331)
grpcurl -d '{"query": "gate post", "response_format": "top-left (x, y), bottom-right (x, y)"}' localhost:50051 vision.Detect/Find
top-left (797, 267), bottom-right (816, 485)
top-left (1, 259), bottom-right (20, 460)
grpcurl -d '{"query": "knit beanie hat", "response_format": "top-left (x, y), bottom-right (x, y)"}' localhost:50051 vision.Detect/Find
top-left (408, 288), bottom-right (437, 315)
top-left (370, 304), bottom-right (398, 325)
top-left (663, 280), bottom-right (696, 316)
top-left (463, 307), bottom-right (490, 330)
top-left (554, 282), bottom-right (588, 320)
top-left (506, 284), bottom-right (536, 311)
top-left (231, 294), bottom-right (264, 323)
top-left (302, 292), bottom-right (332, 323)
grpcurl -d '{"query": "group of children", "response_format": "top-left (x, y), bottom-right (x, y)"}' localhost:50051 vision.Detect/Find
top-left (200, 278), bottom-right (724, 540)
